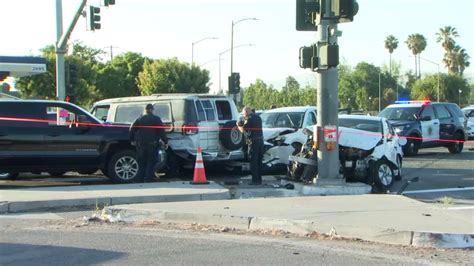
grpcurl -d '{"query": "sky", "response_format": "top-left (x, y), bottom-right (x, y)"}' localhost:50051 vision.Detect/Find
top-left (2, 0), bottom-right (473, 93)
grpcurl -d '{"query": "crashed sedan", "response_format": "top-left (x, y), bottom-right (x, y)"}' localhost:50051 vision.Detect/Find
top-left (284, 115), bottom-right (405, 192)
top-left (260, 106), bottom-right (317, 172)
top-left (338, 115), bottom-right (405, 192)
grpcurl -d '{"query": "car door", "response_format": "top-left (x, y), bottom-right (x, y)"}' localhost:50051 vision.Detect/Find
top-left (433, 104), bottom-right (455, 142)
top-left (419, 105), bottom-right (439, 144)
top-left (0, 102), bottom-right (48, 170)
top-left (43, 103), bottom-right (102, 167)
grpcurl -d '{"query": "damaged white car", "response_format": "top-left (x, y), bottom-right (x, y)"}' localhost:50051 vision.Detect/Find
top-left (338, 115), bottom-right (405, 191)
top-left (260, 106), bottom-right (317, 172)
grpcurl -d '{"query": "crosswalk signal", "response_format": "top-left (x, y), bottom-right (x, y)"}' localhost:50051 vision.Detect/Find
top-left (87, 6), bottom-right (101, 31)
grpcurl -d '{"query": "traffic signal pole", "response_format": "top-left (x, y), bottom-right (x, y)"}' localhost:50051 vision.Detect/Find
top-left (55, 0), bottom-right (65, 101)
top-left (296, 0), bottom-right (359, 183)
top-left (55, 0), bottom-right (91, 101)
top-left (316, 19), bottom-right (340, 181)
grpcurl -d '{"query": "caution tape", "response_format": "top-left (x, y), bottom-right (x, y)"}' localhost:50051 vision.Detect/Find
top-left (1, 115), bottom-right (473, 145)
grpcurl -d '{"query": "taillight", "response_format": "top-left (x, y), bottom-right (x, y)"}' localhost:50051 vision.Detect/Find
top-left (182, 123), bottom-right (199, 135)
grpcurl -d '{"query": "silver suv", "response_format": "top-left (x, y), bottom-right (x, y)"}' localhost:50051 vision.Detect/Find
top-left (91, 94), bottom-right (244, 175)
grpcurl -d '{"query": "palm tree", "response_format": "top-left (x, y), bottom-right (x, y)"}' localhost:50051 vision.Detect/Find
top-left (406, 34), bottom-right (427, 78)
top-left (384, 35), bottom-right (398, 76)
top-left (452, 46), bottom-right (471, 75)
top-left (436, 26), bottom-right (458, 52)
top-left (436, 26), bottom-right (459, 71)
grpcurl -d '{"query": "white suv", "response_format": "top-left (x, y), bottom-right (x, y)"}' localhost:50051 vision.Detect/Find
top-left (91, 94), bottom-right (244, 175)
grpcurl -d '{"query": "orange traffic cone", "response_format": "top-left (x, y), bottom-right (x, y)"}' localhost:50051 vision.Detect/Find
top-left (191, 147), bottom-right (209, 185)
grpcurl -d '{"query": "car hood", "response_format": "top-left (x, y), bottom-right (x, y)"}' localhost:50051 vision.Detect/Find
top-left (263, 127), bottom-right (297, 140)
top-left (339, 127), bottom-right (382, 150)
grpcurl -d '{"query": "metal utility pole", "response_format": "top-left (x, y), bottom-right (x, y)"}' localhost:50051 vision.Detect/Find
top-left (315, 6), bottom-right (340, 181)
top-left (55, 0), bottom-right (65, 101)
top-left (106, 45), bottom-right (119, 61)
top-left (296, 0), bottom-right (359, 182)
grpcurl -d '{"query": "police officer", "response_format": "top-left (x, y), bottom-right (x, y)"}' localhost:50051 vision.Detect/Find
top-left (237, 106), bottom-right (264, 185)
top-left (130, 104), bottom-right (168, 182)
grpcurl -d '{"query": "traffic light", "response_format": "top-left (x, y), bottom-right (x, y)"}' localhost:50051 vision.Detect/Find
top-left (299, 45), bottom-right (318, 70)
top-left (334, 0), bottom-right (359, 23)
top-left (228, 72), bottom-right (241, 94)
top-left (101, 0), bottom-right (115, 7)
top-left (296, 0), bottom-right (320, 31)
top-left (87, 6), bottom-right (101, 31)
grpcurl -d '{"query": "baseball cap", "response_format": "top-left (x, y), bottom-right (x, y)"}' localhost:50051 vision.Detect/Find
top-left (145, 104), bottom-right (154, 110)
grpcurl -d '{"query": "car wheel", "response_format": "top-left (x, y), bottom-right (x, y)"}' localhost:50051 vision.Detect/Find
top-left (448, 132), bottom-right (464, 154)
top-left (48, 172), bottom-right (67, 177)
top-left (219, 121), bottom-right (244, 151)
top-left (107, 150), bottom-right (141, 183)
top-left (403, 136), bottom-right (419, 156)
top-left (395, 155), bottom-right (402, 181)
top-left (369, 159), bottom-right (395, 193)
top-left (0, 172), bottom-right (18, 180)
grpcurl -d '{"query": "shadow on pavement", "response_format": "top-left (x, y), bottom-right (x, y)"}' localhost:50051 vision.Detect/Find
top-left (0, 242), bottom-right (125, 265)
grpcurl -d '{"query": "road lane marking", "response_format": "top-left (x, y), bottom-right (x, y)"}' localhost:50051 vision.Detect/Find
top-left (402, 187), bottom-right (474, 194)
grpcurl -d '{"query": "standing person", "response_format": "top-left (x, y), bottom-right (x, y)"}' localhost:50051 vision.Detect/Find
top-left (237, 106), bottom-right (264, 185)
top-left (130, 104), bottom-right (168, 182)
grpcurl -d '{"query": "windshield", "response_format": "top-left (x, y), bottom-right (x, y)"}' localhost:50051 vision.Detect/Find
top-left (378, 107), bottom-right (421, 121)
top-left (339, 118), bottom-right (382, 133)
top-left (260, 112), bottom-right (305, 129)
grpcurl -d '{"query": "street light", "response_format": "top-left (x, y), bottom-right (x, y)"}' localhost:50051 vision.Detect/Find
top-left (219, 44), bottom-right (254, 94)
top-left (191, 37), bottom-right (218, 65)
top-left (412, 56), bottom-right (441, 102)
top-left (230, 17), bottom-right (258, 79)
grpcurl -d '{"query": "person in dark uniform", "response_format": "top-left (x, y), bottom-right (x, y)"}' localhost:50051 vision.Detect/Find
top-left (237, 106), bottom-right (264, 185)
top-left (130, 104), bottom-right (168, 182)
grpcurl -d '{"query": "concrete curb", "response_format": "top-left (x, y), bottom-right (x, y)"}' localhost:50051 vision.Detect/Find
top-left (104, 206), bottom-right (474, 249)
top-left (0, 189), bottom-right (230, 213)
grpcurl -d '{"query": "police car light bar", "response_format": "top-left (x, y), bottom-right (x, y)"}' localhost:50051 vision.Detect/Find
top-left (395, 100), bottom-right (431, 105)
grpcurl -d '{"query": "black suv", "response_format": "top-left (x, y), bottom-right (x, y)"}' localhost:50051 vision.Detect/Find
top-left (378, 101), bottom-right (467, 156)
top-left (0, 100), bottom-right (142, 183)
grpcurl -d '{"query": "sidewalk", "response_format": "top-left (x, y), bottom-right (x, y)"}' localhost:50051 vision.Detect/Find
top-left (0, 181), bottom-right (230, 213)
top-left (104, 195), bottom-right (474, 249)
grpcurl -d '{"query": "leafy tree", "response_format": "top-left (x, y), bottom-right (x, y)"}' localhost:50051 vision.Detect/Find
top-left (384, 35), bottom-right (399, 76)
top-left (137, 58), bottom-right (210, 95)
top-left (16, 45), bottom-right (57, 100)
top-left (406, 34), bottom-right (427, 78)
top-left (95, 52), bottom-right (148, 100)
top-left (411, 74), bottom-right (470, 104)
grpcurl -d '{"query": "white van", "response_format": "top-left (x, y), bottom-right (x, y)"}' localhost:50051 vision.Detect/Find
top-left (91, 94), bottom-right (244, 175)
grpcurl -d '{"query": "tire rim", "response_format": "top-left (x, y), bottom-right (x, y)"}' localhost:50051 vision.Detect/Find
top-left (378, 163), bottom-right (393, 186)
top-left (114, 156), bottom-right (139, 180)
top-left (230, 128), bottom-right (242, 144)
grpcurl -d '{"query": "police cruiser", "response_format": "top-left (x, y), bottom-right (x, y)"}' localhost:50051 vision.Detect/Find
top-left (378, 101), bottom-right (467, 156)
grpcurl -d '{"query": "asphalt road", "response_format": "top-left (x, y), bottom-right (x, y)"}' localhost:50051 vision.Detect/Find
top-left (1, 146), bottom-right (473, 203)
top-left (0, 218), bottom-right (471, 265)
